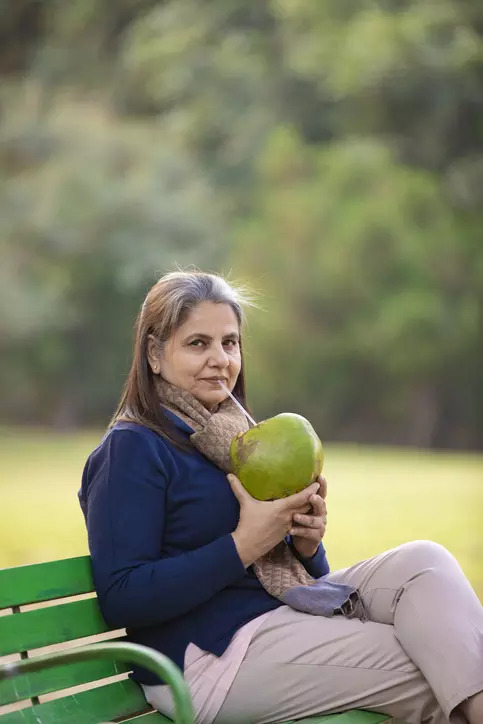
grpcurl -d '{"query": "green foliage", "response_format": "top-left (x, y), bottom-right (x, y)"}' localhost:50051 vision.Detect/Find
top-left (1, 0), bottom-right (482, 446)
top-left (0, 91), bottom-right (223, 425)
top-left (234, 130), bottom-right (482, 446)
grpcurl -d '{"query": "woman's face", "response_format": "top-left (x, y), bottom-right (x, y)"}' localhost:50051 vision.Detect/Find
top-left (151, 301), bottom-right (242, 410)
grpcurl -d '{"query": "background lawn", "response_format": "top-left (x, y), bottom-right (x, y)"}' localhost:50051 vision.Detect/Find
top-left (1, 427), bottom-right (482, 601)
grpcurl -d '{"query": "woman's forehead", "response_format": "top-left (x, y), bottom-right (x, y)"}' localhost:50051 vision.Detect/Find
top-left (178, 301), bottom-right (239, 334)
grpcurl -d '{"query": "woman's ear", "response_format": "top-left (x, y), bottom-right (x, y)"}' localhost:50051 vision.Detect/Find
top-left (146, 334), bottom-right (161, 374)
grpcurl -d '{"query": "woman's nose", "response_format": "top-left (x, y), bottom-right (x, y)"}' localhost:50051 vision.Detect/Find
top-left (209, 344), bottom-right (229, 367)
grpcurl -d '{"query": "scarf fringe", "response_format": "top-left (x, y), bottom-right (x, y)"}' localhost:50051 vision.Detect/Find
top-left (337, 590), bottom-right (367, 622)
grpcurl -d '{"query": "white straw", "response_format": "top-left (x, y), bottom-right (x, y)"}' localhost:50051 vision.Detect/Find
top-left (218, 381), bottom-right (257, 426)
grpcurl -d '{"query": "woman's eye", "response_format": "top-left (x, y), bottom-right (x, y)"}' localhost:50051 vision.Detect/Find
top-left (189, 338), bottom-right (238, 349)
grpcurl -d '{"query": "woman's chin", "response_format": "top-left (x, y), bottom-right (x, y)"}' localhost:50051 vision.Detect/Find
top-left (195, 390), bottom-right (226, 410)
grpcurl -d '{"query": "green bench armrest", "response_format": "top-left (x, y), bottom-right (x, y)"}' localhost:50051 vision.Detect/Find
top-left (0, 641), bottom-right (195, 724)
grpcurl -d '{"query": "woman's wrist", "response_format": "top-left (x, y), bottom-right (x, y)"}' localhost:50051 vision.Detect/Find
top-left (231, 531), bottom-right (254, 568)
top-left (290, 536), bottom-right (321, 560)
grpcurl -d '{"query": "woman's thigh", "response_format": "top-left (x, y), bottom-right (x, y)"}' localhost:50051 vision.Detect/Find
top-left (214, 606), bottom-right (450, 724)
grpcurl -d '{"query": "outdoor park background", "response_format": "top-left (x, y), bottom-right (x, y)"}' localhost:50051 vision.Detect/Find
top-left (1, 2), bottom-right (482, 600)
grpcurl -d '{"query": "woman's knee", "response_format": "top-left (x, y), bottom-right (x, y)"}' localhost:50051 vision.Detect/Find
top-left (395, 540), bottom-right (456, 570)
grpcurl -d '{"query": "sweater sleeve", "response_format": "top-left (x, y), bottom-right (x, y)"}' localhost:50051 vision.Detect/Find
top-left (83, 428), bottom-right (246, 629)
top-left (286, 536), bottom-right (330, 578)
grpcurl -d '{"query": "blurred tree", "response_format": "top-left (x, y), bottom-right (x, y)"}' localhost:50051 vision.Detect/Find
top-left (0, 95), bottom-right (223, 426)
top-left (233, 129), bottom-right (482, 448)
top-left (0, 0), bottom-right (43, 74)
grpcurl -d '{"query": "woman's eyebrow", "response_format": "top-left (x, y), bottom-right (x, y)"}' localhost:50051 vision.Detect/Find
top-left (184, 332), bottom-right (239, 341)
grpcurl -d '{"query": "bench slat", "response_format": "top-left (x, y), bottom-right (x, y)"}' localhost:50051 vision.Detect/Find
top-left (0, 655), bottom-right (128, 706)
top-left (0, 557), bottom-right (93, 609)
top-left (0, 637), bottom-right (128, 705)
top-left (0, 599), bottom-right (110, 656)
top-left (0, 679), bottom-right (150, 724)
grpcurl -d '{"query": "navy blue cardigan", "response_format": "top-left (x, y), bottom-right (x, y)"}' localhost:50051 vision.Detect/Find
top-left (79, 413), bottom-right (329, 685)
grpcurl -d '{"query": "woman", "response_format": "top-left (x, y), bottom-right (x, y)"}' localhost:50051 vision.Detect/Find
top-left (79, 270), bottom-right (483, 724)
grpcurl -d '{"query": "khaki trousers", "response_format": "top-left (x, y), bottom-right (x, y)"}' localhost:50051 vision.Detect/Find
top-left (214, 541), bottom-right (483, 724)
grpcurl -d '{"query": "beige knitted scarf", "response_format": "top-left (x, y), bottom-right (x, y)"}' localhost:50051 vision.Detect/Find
top-left (155, 378), bottom-right (363, 618)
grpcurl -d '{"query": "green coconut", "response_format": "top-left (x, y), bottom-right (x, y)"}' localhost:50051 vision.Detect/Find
top-left (229, 412), bottom-right (324, 500)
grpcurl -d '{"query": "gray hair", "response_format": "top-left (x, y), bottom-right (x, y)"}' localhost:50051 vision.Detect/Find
top-left (142, 270), bottom-right (254, 346)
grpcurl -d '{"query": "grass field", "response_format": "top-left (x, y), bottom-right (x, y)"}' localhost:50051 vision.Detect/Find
top-left (1, 427), bottom-right (482, 601)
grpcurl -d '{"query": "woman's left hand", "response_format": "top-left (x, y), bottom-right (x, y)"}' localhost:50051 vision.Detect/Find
top-left (290, 475), bottom-right (327, 559)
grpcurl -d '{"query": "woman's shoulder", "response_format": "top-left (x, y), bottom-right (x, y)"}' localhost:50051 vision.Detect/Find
top-left (87, 421), bottom-right (174, 469)
top-left (79, 422), bottom-right (177, 512)
top-left (110, 419), bottom-right (163, 442)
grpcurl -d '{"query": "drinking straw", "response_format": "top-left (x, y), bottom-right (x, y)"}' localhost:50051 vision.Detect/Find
top-left (218, 381), bottom-right (257, 426)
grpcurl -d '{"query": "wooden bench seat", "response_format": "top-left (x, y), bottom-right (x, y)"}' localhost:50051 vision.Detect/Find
top-left (0, 556), bottom-right (390, 724)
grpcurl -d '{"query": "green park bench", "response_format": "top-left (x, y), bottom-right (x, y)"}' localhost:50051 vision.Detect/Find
top-left (0, 556), bottom-right (391, 724)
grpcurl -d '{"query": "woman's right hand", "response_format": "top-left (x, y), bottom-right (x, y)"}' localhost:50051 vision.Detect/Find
top-left (228, 473), bottom-right (320, 567)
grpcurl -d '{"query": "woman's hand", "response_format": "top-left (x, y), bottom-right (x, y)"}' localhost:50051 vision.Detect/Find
top-left (290, 475), bottom-right (328, 559)
top-left (228, 474), bottom-right (320, 568)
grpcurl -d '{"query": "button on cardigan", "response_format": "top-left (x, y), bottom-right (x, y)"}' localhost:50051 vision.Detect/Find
top-left (79, 413), bottom-right (329, 685)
